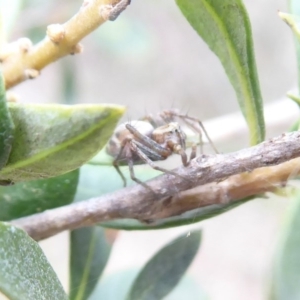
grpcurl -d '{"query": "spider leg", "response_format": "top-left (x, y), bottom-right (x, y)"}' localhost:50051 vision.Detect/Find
top-left (113, 139), bottom-right (129, 187)
top-left (112, 138), bottom-right (166, 190)
top-left (126, 124), bottom-right (170, 158)
top-left (135, 138), bottom-right (190, 172)
top-left (133, 140), bottom-right (167, 161)
top-left (186, 116), bottom-right (218, 154)
top-left (177, 148), bottom-right (188, 166)
top-left (189, 145), bottom-right (197, 161)
top-left (127, 158), bottom-right (156, 192)
top-left (167, 111), bottom-right (219, 154)
top-left (141, 113), bottom-right (164, 128)
top-left (159, 108), bottom-right (179, 123)
top-left (130, 140), bottom-right (192, 184)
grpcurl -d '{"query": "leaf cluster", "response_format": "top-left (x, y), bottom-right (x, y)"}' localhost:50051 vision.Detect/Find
top-left (0, 0), bottom-right (300, 299)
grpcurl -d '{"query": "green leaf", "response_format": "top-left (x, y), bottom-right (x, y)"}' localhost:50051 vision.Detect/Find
top-left (126, 230), bottom-right (201, 300)
top-left (271, 191), bottom-right (300, 300)
top-left (0, 73), bottom-right (14, 171)
top-left (90, 269), bottom-right (140, 300)
top-left (175, 0), bottom-right (265, 145)
top-left (288, 1), bottom-right (300, 91)
top-left (0, 103), bottom-right (124, 182)
top-left (0, 169), bottom-right (79, 221)
top-left (165, 275), bottom-right (208, 300)
top-left (287, 92), bottom-right (300, 108)
top-left (70, 226), bottom-right (113, 300)
top-left (89, 269), bottom-right (208, 300)
top-left (0, 222), bottom-right (67, 300)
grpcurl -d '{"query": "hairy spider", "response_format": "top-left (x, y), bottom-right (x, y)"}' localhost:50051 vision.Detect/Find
top-left (106, 109), bottom-right (217, 187)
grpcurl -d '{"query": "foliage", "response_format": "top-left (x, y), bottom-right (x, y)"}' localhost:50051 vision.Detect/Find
top-left (0, 0), bottom-right (299, 299)
top-left (0, 222), bottom-right (68, 300)
top-left (176, 0), bottom-right (265, 145)
top-left (271, 191), bottom-right (300, 300)
top-left (126, 230), bottom-right (202, 300)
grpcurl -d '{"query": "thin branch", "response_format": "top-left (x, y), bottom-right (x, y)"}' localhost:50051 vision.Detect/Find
top-left (1, 0), bottom-right (130, 89)
top-left (150, 158), bottom-right (298, 219)
top-left (11, 131), bottom-right (300, 240)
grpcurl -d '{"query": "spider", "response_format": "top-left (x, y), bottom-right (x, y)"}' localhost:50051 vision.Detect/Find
top-left (106, 109), bottom-right (218, 187)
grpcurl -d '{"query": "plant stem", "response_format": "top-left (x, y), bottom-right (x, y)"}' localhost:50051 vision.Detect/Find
top-left (11, 131), bottom-right (300, 240)
top-left (1, 0), bottom-right (130, 89)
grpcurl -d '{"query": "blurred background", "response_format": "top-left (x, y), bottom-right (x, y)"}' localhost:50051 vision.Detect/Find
top-left (2, 0), bottom-right (300, 299)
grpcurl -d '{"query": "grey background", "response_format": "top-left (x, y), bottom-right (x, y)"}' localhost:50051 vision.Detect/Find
top-left (13, 0), bottom-right (297, 120)
top-left (2, 0), bottom-right (299, 299)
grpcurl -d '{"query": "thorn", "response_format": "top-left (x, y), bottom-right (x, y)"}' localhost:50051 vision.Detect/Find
top-left (24, 69), bottom-right (40, 79)
top-left (0, 38), bottom-right (32, 61)
top-left (47, 24), bottom-right (66, 44)
top-left (18, 38), bottom-right (32, 53)
top-left (70, 43), bottom-right (83, 55)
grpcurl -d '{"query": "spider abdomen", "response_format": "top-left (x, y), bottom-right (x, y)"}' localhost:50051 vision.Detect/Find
top-left (106, 120), bottom-right (154, 162)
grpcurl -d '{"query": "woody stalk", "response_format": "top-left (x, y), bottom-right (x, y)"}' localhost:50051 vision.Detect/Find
top-left (1, 0), bottom-right (131, 89)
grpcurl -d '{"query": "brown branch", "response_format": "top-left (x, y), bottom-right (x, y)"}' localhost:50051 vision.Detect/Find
top-left (10, 131), bottom-right (300, 240)
top-left (1, 0), bottom-right (130, 89)
top-left (150, 159), bottom-right (297, 219)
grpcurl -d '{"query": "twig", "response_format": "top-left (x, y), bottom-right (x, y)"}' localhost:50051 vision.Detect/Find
top-left (1, 0), bottom-right (130, 89)
top-left (150, 158), bottom-right (298, 219)
top-left (11, 131), bottom-right (300, 240)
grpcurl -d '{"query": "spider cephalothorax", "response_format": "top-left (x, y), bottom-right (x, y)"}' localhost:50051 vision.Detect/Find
top-left (106, 110), bottom-right (217, 187)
